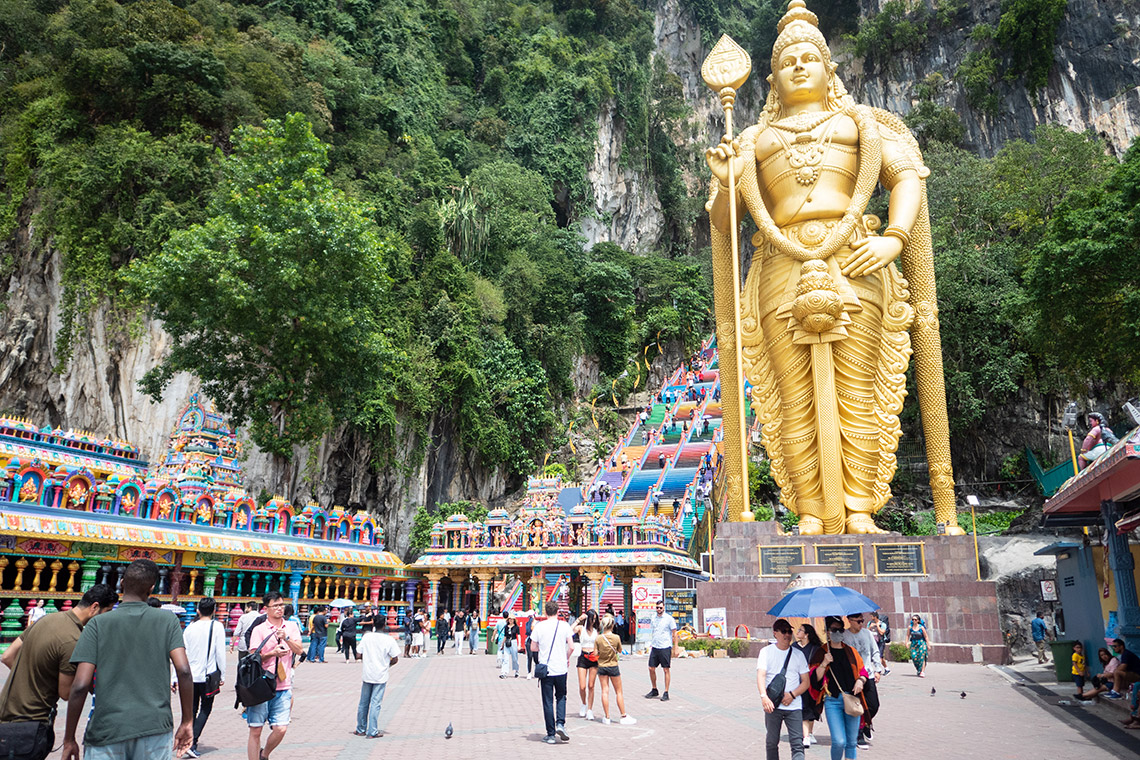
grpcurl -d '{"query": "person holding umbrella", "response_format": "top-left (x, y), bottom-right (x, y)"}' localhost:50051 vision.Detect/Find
top-left (808, 616), bottom-right (869, 760)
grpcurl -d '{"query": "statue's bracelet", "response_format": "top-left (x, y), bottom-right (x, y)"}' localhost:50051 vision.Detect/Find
top-left (883, 226), bottom-right (910, 247)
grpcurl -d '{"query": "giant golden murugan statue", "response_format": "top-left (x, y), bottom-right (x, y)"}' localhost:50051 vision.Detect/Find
top-left (704, 1), bottom-right (962, 535)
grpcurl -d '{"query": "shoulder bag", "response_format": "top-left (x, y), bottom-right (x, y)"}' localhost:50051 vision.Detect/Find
top-left (0, 646), bottom-right (56, 760)
top-left (533, 622), bottom-right (561, 680)
top-left (826, 664), bottom-right (865, 717)
top-left (765, 648), bottom-right (794, 704)
top-left (204, 620), bottom-right (223, 697)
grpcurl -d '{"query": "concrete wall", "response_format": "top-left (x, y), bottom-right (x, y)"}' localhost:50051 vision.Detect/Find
top-left (697, 522), bottom-right (1009, 664)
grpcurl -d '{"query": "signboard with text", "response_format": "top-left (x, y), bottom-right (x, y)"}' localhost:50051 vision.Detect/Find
top-left (873, 543), bottom-right (926, 576)
top-left (815, 544), bottom-right (864, 575)
top-left (703, 607), bottom-right (727, 638)
top-left (758, 545), bottom-right (805, 577)
top-left (632, 577), bottom-right (664, 649)
top-left (664, 589), bottom-right (697, 627)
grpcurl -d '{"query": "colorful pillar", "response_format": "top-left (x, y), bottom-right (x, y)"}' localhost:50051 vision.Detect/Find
top-left (474, 571), bottom-right (493, 631)
top-left (528, 571), bottom-right (545, 615)
top-left (426, 572), bottom-right (444, 625)
top-left (289, 569), bottom-right (303, 610)
top-left (404, 579), bottom-right (418, 609)
top-left (369, 575), bottom-right (383, 605)
top-left (80, 559), bottom-right (99, 590)
top-left (1104, 500), bottom-right (1140, 652)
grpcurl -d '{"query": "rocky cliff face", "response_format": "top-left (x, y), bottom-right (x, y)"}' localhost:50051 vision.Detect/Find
top-left (849, 0), bottom-right (1140, 157)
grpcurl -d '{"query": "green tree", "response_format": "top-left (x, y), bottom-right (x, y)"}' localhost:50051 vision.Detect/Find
top-left (133, 114), bottom-right (409, 455)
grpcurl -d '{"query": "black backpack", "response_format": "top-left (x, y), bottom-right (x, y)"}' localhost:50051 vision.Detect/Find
top-left (234, 633), bottom-right (278, 708)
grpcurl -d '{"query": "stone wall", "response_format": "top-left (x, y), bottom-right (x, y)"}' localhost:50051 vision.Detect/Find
top-left (698, 522), bottom-right (1009, 664)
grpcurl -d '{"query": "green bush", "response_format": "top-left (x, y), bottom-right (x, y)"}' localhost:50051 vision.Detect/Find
top-left (888, 642), bottom-right (912, 662)
top-left (725, 637), bottom-right (750, 658)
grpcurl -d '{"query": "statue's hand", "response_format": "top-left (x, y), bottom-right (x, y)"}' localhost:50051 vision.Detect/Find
top-left (705, 136), bottom-right (746, 188)
top-left (841, 235), bottom-right (904, 278)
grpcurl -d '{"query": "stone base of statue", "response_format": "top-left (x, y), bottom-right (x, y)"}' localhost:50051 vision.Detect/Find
top-left (696, 521), bottom-right (1009, 664)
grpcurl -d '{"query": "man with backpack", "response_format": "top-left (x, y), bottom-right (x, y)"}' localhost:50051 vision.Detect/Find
top-left (245, 592), bottom-right (304, 760)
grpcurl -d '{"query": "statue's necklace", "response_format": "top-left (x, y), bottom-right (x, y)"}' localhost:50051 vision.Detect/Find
top-left (772, 111), bottom-right (840, 186)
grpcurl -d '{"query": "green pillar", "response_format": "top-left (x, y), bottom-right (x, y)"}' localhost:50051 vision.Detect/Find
top-left (81, 559), bottom-right (100, 590)
top-left (1, 599), bottom-right (23, 644)
top-left (250, 573), bottom-right (261, 599)
top-left (203, 568), bottom-right (219, 597)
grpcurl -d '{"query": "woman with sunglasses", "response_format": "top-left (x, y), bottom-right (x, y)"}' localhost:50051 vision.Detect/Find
top-left (808, 616), bottom-right (868, 759)
top-left (908, 614), bottom-right (928, 677)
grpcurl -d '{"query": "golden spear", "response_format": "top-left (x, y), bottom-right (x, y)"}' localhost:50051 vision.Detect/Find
top-left (702, 35), bottom-right (753, 521)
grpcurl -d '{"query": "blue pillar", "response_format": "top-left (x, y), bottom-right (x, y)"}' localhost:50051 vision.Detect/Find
top-left (1103, 500), bottom-right (1140, 652)
top-left (289, 569), bottom-right (303, 610)
top-left (404, 579), bottom-right (418, 610)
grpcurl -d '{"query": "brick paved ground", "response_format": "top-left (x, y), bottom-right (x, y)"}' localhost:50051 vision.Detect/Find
top-left (17, 646), bottom-right (1133, 760)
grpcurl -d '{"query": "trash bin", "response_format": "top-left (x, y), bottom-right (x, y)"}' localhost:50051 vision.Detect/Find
top-left (487, 633), bottom-right (497, 656)
top-left (1049, 640), bottom-right (1076, 682)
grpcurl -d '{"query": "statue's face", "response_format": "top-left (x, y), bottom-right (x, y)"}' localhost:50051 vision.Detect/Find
top-left (773, 41), bottom-right (828, 107)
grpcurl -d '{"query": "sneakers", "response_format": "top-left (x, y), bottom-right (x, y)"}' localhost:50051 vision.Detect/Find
top-left (661, 691), bottom-right (670, 701)
top-left (619, 716), bottom-right (637, 725)
top-left (555, 724), bottom-right (570, 741)
top-left (602, 717), bottom-right (611, 725)
top-left (645, 689), bottom-right (659, 698)
top-left (804, 734), bottom-right (814, 746)
top-left (1106, 690), bottom-right (1124, 699)
top-left (856, 739), bottom-right (871, 750)
top-left (585, 710), bottom-right (594, 721)
top-left (578, 706), bottom-right (587, 718)
top-left (185, 750), bottom-right (200, 759)
top-left (543, 736), bottom-right (559, 745)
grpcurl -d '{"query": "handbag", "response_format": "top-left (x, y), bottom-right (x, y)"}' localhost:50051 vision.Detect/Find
top-left (827, 665), bottom-right (865, 717)
top-left (534, 621), bottom-right (561, 680)
top-left (204, 620), bottom-right (222, 698)
top-left (765, 647), bottom-right (794, 704)
top-left (0, 650), bottom-right (55, 760)
top-left (0, 709), bottom-right (54, 760)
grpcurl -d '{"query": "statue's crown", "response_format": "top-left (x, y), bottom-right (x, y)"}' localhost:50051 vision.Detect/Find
top-left (771, 0), bottom-right (831, 71)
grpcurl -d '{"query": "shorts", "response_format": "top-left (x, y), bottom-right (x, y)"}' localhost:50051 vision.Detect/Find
top-left (576, 653), bottom-right (598, 669)
top-left (412, 632), bottom-right (424, 646)
top-left (84, 732), bottom-right (173, 760)
top-left (598, 665), bottom-right (620, 678)
top-left (648, 646), bottom-right (672, 669)
top-left (246, 688), bottom-right (292, 727)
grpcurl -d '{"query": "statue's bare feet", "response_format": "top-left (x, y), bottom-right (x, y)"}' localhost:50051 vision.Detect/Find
top-left (798, 516), bottom-right (824, 535)
top-left (944, 525), bottom-right (967, 536)
top-left (846, 514), bottom-right (887, 534)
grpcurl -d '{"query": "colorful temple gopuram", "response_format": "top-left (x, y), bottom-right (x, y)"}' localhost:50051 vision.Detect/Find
top-left (411, 339), bottom-right (724, 642)
top-left (0, 394), bottom-right (413, 642)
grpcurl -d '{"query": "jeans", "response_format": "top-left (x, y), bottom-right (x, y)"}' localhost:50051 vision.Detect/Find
top-left (356, 681), bottom-right (388, 737)
top-left (308, 634), bottom-right (327, 662)
top-left (84, 732), bottom-right (173, 760)
top-left (437, 633), bottom-right (447, 654)
top-left (540, 674), bottom-right (568, 737)
top-left (501, 643), bottom-right (519, 675)
top-left (527, 646), bottom-right (539, 675)
top-left (246, 689), bottom-right (292, 727)
top-left (191, 681), bottom-right (215, 749)
top-left (469, 630), bottom-right (478, 653)
top-left (823, 696), bottom-right (860, 760)
top-left (764, 708), bottom-right (804, 760)
top-left (343, 635), bottom-right (357, 661)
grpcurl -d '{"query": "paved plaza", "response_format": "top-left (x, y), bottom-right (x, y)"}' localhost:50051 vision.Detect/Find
top-left (13, 647), bottom-right (1140, 760)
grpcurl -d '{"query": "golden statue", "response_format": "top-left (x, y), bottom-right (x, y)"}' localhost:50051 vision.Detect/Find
top-left (703, 1), bottom-right (961, 535)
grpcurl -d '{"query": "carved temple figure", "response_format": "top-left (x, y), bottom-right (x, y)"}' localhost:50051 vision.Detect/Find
top-left (704, 1), bottom-right (960, 534)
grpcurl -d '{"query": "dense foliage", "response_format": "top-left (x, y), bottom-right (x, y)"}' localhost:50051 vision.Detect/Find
top-left (1, 0), bottom-right (711, 477)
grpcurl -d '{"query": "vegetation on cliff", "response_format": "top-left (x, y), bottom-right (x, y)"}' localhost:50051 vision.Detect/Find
top-left (0, 0), bottom-right (1136, 493)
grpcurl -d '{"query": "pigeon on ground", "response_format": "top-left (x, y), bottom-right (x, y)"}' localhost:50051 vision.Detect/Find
top-left (930, 687), bottom-right (936, 696)
top-left (445, 722), bottom-right (453, 739)
top-left (960, 691), bottom-right (967, 699)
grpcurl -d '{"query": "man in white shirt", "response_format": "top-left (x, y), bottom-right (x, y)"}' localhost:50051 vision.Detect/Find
top-left (354, 622), bottom-right (401, 738)
top-left (646, 601), bottom-right (677, 701)
top-left (843, 612), bottom-right (883, 748)
top-left (757, 619), bottom-right (810, 760)
top-left (231, 603), bottom-right (261, 656)
top-left (531, 601), bottom-right (574, 745)
top-left (182, 597), bottom-right (227, 758)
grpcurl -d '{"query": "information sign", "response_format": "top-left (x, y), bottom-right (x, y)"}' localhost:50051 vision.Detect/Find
top-left (758, 545), bottom-right (805, 577)
top-left (873, 543), bottom-right (926, 575)
top-left (664, 589), bottom-right (697, 627)
top-left (815, 544), bottom-right (864, 575)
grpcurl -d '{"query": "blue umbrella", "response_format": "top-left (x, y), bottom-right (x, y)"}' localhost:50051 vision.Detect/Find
top-left (766, 586), bottom-right (880, 618)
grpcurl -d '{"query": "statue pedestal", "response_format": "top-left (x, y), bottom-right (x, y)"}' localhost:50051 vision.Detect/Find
top-left (698, 521), bottom-right (1009, 665)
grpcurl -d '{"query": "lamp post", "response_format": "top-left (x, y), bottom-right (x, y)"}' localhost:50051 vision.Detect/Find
top-left (1062, 402), bottom-right (1080, 477)
top-left (966, 495), bottom-right (981, 581)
